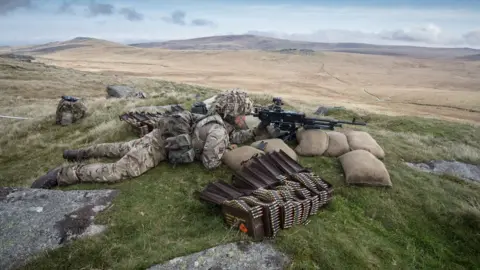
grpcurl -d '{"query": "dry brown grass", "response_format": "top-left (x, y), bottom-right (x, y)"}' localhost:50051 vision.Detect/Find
top-left (21, 40), bottom-right (480, 124)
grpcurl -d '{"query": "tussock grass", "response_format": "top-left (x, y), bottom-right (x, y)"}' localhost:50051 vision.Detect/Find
top-left (1, 58), bottom-right (480, 269)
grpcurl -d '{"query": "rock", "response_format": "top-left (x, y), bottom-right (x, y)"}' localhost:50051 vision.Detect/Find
top-left (0, 187), bottom-right (118, 270)
top-left (406, 160), bottom-right (480, 182)
top-left (106, 85), bottom-right (146, 99)
top-left (147, 241), bottom-right (290, 270)
top-left (0, 53), bottom-right (35, 62)
top-left (314, 106), bottom-right (346, 115)
top-left (129, 105), bottom-right (183, 113)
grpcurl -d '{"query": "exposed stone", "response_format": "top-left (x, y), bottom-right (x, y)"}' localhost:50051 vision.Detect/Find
top-left (314, 106), bottom-right (346, 115)
top-left (0, 187), bottom-right (118, 270)
top-left (406, 160), bottom-right (480, 182)
top-left (106, 85), bottom-right (146, 99)
top-left (0, 53), bottom-right (35, 62)
top-left (147, 241), bottom-right (290, 270)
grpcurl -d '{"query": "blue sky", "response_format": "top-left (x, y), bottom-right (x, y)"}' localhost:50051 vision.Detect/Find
top-left (1, 0), bottom-right (479, 48)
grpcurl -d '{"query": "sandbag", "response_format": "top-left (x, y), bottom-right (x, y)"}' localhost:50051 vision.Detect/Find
top-left (324, 131), bottom-right (350, 157)
top-left (346, 131), bottom-right (385, 159)
top-left (251, 139), bottom-right (298, 161)
top-left (222, 146), bottom-right (265, 172)
top-left (296, 127), bottom-right (306, 142)
top-left (339, 150), bottom-right (392, 187)
top-left (294, 130), bottom-right (329, 157)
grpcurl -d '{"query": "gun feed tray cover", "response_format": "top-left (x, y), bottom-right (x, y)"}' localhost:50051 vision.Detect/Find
top-left (199, 149), bottom-right (333, 241)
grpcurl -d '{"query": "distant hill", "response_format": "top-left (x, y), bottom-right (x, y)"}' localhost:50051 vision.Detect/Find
top-left (130, 34), bottom-right (480, 59)
top-left (9, 37), bottom-right (136, 55)
top-left (458, 54), bottom-right (480, 61)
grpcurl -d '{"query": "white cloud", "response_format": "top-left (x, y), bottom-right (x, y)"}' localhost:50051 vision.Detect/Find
top-left (0, 2), bottom-right (479, 48)
top-left (463, 30), bottom-right (480, 46)
top-left (248, 23), bottom-right (479, 48)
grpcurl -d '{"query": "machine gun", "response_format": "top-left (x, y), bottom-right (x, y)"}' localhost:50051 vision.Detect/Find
top-left (253, 97), bottom-right (366, 141)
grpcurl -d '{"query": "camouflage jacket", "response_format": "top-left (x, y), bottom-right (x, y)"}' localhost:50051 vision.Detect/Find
top-left (191, 114), bottom-right (229, 169)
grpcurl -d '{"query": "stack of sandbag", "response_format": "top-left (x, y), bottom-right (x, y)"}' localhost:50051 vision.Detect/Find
top-left (294, 128), bottom-right (349, 158)
top-left (344, 131), bottom-right (385, 159)
top-left (251, 139), bottom-right (298, 161)
top-left (338, 150), bottom-right (391, 187)
top-left (295, 129), bottom-right (391, 187)
top-left (340, 131), bottom-right (391, 187)
top-left (222, 146), bottom-right (265, 172)
top-left (222, 138), bottom-right (299, 172)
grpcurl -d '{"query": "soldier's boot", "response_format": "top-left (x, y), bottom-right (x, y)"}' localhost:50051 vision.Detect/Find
top-left (31, 166), bottom-right (62, 189)
top-left (63, 149), bottom-right (89, 162)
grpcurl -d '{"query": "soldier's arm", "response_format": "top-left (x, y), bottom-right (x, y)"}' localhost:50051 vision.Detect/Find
top-left (230, 129), bottom-right (255, 144)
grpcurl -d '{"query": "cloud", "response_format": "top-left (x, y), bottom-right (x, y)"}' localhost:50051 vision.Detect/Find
top-left (191, 19), bottom-right (215, 27)
top-left (463, 30), bottom-right (480, 46)
top-left (0, 0), bottom-right (31, 15)
top-left (380, 24), bottom-right (442, 43)
top-left (119, 7), bottom-right (143, 21)
top-left (58, 0), bottom-right (75, 14)
top-left (87, 0), bottom-right (114, 17)
top-left (162, 10), bottom-right (216, 27)
top-left (162, 10), bottom-right (186, 25)
top-left (56, 1), bottom-right (144, 22)
top-left (247, 24), bottom-right (480, 47)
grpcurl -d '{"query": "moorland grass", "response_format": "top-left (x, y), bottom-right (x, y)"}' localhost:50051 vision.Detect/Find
top-left (1, 58), bottom-right (480, 269)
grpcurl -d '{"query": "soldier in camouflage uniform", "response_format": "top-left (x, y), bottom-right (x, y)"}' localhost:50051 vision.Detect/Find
top-left (208, 89), bottom-right (256, 145)
top-left (31, 108), bottom-right (230, 188)
top-left (31, 89), bottom-right (257, 189)
top-left (56, 96), bottom-right (87, 126)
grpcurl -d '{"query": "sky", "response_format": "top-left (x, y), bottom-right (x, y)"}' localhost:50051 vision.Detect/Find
top-left (0, 0), bottom-right (479, 48)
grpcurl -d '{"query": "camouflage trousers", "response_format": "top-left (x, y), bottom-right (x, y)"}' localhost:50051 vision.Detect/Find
top-left (56, 129), bottom-right (166, 185)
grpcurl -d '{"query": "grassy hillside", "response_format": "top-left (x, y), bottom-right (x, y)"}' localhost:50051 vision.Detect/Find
top-left (1, 58), bottom-right (480, 269)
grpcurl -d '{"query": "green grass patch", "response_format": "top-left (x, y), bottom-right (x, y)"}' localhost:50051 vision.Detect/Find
top-left (1, 82), bottom-right (480, 269)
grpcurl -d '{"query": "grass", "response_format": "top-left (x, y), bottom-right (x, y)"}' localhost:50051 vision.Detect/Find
top-left (1, 57), bottom-right (480, 270)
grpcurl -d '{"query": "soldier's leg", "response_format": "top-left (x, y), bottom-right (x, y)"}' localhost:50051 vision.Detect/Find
top-left (78, 139), bottom-right (141, 159)
top-left (57, 129), bottom-right (166, 185)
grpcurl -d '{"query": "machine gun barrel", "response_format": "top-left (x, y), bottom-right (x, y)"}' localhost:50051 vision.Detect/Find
top-left (304, 117), bottom-right (367, 126)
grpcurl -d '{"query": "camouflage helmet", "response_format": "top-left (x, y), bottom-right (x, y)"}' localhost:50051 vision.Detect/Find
top-left (55, 96), bottom-right (87, 126)
top-left (208, 89), bottom-right (254, 118)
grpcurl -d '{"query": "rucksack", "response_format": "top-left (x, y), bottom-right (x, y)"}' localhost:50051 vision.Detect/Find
top-left (165, 133), bottom-right (195, 165)
top-left (55, 96), bottom-right (87, 126)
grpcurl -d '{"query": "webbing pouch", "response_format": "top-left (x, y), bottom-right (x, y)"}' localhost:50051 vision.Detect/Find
top-left (165, 134), bottom-right (192, 150)
top-left (168, 148), bottom-right (195, 165)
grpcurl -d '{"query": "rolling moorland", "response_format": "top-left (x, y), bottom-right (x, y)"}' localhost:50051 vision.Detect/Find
top-left (0, 35), bottom-right (479, 269)
top-left (2, 35), bottom-right (480, 124)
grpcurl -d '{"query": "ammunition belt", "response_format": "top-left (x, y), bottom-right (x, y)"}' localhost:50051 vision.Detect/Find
top-left (199, 149), bottom-right (334, 240)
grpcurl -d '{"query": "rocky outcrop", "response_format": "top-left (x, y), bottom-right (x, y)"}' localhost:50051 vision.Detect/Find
top-left (406, 160), bottom-right (480, 182)
top-left (106, 85), bottom-right (146, 99)
top-left (147, 241), bottom-right (290, 270)
top-left (0, 188), bottom-right (118, 270)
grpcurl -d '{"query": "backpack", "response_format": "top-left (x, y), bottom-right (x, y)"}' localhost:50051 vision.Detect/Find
top-left (156, 109), bottom-right (194, 139)
top-left (165, 133), bottom-right (195, 165)
top-left (55, 96), bottom-right (87, 126)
